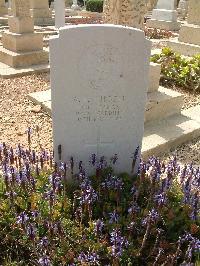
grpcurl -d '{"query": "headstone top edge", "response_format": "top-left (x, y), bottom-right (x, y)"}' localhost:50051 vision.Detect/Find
top-left (59, 24), bottom-right (144, 34)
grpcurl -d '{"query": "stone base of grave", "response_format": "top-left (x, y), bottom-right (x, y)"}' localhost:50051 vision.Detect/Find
top-left (142, 105), bottom-right (200, 160)
top-left (65, 8), bottom-right (78, 16)
top-left (28, 89), bottom-right (51, 114)
top-left (0, 16), bottom-right (8, 25)
top-left (145, 86), bottom-right (184, 123)
top-left (164, 38), bottom-right (200, 56)
top-left (78, 10), bottom-right (102, 18)
top-left (2, 32), bottom-right (44, 52)
top-left (27, 59), bottom-right (200, 159)
top-left (0, 60), bottom-right (49, 78)
top-left (178, 23), bottom-right (200, 46)
top-left (146, 19), bottom-right (181, 31)
top-left (28, 89), bottom-right (200, 159)
top-left (0, 46), bottom-right (49, 68)
top-left (152, 9), bottom-right (178, 21)
top-left (32, 17), bottom-right (54, 26)
top-left (148, 62), bottom-right (161, 92)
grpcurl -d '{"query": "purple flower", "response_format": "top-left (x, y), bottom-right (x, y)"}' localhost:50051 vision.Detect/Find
top-left (131, 185), bottom-right (138, 197)
top-left (154, 193), bottom-right (167, 207)
top-left (31, 210), bottom-right (38, 220)
top-left (110, 229), bottom-right (129, 258)
top-left (44, 190), bottom-right (55, 207)
top-left (128, 203), bottom-right (140, 215)
top-left (142, 208), bottom-right (159, 226)
top-left (88, 252), bottom-right (100, 263)
top-left (183, 179), bottom-right (191, 205)
top-left (90, 153), bottom-right (97, 166)
top-left (109, 210), bottom-right (119, 224)
top-left (110, 154), bottom-right (118, 165)
top-left (94, 219), bottom-right (104, 235)
top-left (40, 237), bottom-right (49, 249)
top-left (79, 183), bottom-right (98, 206)
top-left (190, 192), bottom-right (199, 221)
top-left (5, 190), bottom-right (17, 201)
top-left (77, 252), bottom-right (99, 264)
top-left (132, 146), bottom-right (139, 161)
top-left (97, 156), bottom-right (107, 170)
top-left (101, 175), bottom-right (124, 191)
top-left (16, 212), bottom-right (29, 225)
top-left (38, 255), bottom-right (51, 266)
top-left (27, 224), bottom-right (36, 241)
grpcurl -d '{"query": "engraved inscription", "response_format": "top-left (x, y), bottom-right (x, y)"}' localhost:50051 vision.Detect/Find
top-left (74, 95), bottom-right (125, 122)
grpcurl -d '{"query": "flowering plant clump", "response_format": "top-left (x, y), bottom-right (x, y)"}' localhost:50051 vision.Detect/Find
top-left (0, 140), bottom-right (199, 265)
top-left (151, 47), bottom-right (200, 92)
top-left (145, 27), bottom-right (175, 39)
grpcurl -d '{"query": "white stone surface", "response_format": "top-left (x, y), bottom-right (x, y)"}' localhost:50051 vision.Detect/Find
top-left (156, 0), bottom-right (176, 10)
top-left (152, 9), bottom-right (177, 21)
top-left (149, 0), bottom-right (179, 29)
top-left (50, 24), bottom-right (151, 173)
top-left (55, 0), bottom-right (65, 28)
top-left (71, 0), bottom-right (80, 10)
top-left (177, 0), bottom-right (188, 20)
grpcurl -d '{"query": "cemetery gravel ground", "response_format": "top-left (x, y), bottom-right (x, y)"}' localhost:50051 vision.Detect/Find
top-left (0, 73), bottom-right (53, 151)
top-left (0, 73), bottom-right (200, 166)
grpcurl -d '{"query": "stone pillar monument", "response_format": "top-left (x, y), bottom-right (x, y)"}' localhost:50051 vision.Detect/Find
top-left (55, 0), bottom-right (65, 28)
top-left (103, 0), bottom-right (150, 29)
top-left (0, 0), bottom-right (49, 68)
top-left (0, 0), bottom-right (7, 16)
top-left (146, 0), bottom-right (181, 30)
top-left (30, 0), bottom-right (54, 26)
top-left (166, 0), bottom-right (200, 56)
top-left (0, 0), bottom-right (8, 25)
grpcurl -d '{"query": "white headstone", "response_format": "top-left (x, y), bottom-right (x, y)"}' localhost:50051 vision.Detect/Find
top-left (50, 25), bottom-right (151, 173)
top-left (55, 0), bottom-right (65, 28)
top-left (156, 0), bottom-right (176, 10)
top-left (71, 0), bottom-right (80, 10)
top-left (152, 0), bottom-right (178, 21)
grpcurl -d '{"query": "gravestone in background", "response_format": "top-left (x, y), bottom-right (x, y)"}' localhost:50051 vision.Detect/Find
top-left (0, 0), bottom-right (7, 16)
top-left (187, 0), bottom-right (200, 25)
top-left (55, 0), bottom-right (65, 28)
top-left (50, 25), bottom-right (151, 174)
top-left (166, 0), bottom-right (200, 56)
top-left (0, 0), bottom-right (48, 68)
top-left (30, 0), bottom-right (54, 26)
top-left (147, 0), bottom-right (181, 30)
top-left (177, 0), bottom-right (188, 20)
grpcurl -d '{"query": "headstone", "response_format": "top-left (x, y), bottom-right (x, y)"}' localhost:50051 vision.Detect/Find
top-left (177, 0), bottom-right (188, 20)
top-left (50, 25), bottom-right (151, 173)
top-left (103, 0), bottom-right (150, 29)
top-left (177, 0), bottom-right (200, 45)
top-left (50, 1), bottom-right (55, 9)
top-left (146, 0), bottom-right (181, 30)
top-left (165, 0), bottom-right (200, 55)
top-left (71, 0), bottom-right (80, 10)
top-left (0, 0), bottom-right (48, 68)
top-left (29, 0), bottom-right (54, 26)
top-left (55, 0), bottom-right (65, 28)
top-left (0, 0), bottom-right (7, 16)
top-left (187, 0), bottom-right (200, 25)
top-left (65, 0), bottom-right (72, 7)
